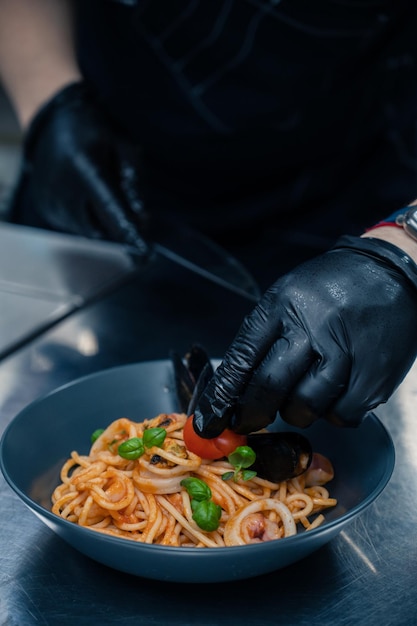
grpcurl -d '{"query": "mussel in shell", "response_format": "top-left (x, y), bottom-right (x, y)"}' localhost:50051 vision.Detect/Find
top-left (171, 344), bottom-right (213, 414)
top-left (246, 431), bottom-right (312, 483)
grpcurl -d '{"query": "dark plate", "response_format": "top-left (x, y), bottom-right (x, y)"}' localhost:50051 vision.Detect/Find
top-left (0, 359), bottom-right (395, 583)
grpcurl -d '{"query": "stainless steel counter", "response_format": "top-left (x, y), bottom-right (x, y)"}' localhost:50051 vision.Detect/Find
top-left (0, 223), bottom-right (138, 359)
top-left (0, 224), bottom-right (416, 626)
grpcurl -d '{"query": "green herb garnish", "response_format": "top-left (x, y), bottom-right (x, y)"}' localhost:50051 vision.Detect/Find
top-left (222, 445), bottom-right (257, 482)
top-left (181, 477), bottom-right (221, 531)
top-left (91, 428), bottom-right (105, 443)
top-left (143, 427), bottom-right (167, 449)
top-left (180, 477), bottom-right (212, 501)
top-left (190, 499), bottom-right (222, 532)
top-left (117, 427), bottom-right (167, 460)
top-left (118, 437), bottom-right (145, 460)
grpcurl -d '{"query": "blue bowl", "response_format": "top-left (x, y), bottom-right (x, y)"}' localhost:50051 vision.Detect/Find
top-left (0, 359), bottom-right (395, 583)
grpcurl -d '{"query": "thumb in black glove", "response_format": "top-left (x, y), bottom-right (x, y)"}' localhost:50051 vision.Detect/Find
top-left (8, 81), bottom-right (150, 258)
top-left (193, 235), bottom-right (417, 436)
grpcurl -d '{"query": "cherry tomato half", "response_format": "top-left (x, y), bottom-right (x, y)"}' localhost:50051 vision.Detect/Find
top-left (183, 415), bottom-right (247, 460)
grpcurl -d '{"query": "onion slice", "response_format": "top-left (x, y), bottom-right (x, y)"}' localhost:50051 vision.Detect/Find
top-left (224, 498), bottom-right (297, 546)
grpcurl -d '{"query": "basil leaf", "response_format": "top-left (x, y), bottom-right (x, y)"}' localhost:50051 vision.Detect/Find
top-left (180, 477), bottom-right (212, 501)
top-left (143, 427), bottom-right (167, 449)
top-left (221, 471), bottom-right (235, 482)
top-left (228, 445), bottom-right (256, 469)
top-left (91, 428), bottom-right (105, 443)
top-left (241, 469), bottom-right (257, 481)
top-left (118, 437), bottom-right (145, 460)
top-left (191, 500), bottom-right (222, 532)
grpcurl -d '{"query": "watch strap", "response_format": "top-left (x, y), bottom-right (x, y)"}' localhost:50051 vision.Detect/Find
top-left (365, 205), bottom-right (416, 237)
top-left (395, 206), bottom-right (417, 242)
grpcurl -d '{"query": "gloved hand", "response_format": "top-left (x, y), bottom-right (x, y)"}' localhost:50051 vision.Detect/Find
top-left (193, 235), bottom-right (417, 436)
top-left (8, 81), bottom-right (149, 257)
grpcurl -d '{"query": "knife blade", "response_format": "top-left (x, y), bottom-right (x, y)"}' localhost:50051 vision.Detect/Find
top-left (137, 220), bottom-right (262, 302)
top-left (153, 238), bottom-right (261, 302)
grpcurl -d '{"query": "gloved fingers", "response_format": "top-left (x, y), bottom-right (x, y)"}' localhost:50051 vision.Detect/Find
top-left (324, 385), bottom-right (380, 427)
top-left (215, 289), bottom-right (287, 393)
top-left (230, 332), bottom-right (315, 433)
top-left (75, 156), bottom-right (150, 257)
top-left (280, 350), bottom-right (350, 427)
top-left (193, 299), bottom-right (285, 437)
top-left (119, 155), bottom-right (149, 227)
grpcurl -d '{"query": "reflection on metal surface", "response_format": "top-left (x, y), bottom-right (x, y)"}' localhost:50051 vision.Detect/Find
top-left (340, 531), bottom-right (377, 574)
top-left (0, 222), bottom-right (137, 359)
top-left (76, 329), bottom-right (99, 356)
top-left (45, 326), bottom-right (100, 357)
top-left (392, 360), bottom-right (417, 472)
top-left (0, 222), bottom-right (136, 299)
top-left (30, 349), bottom-right (54, 373)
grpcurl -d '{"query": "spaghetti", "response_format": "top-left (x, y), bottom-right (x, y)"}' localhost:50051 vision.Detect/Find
top-left (51, 412), bottom-right (337, 547)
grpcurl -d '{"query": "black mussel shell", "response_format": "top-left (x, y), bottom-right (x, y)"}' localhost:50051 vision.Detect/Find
top-left (187, 363), bottom-right (213, 416)
top-left (171, 344), bottom-right (213, 414)
top-left (247, 432), bottom-right (313, 483)
top-left (185, 344), bottom-right (213, 384)
top-left (171, 351), bottom-right (195, 414)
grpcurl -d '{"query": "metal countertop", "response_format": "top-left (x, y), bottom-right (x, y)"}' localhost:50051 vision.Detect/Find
top-left (0, 224), bottom-right (416, 626)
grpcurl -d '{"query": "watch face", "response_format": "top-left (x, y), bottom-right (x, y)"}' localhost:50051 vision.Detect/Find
top-left (402, 207), bottom-right (417, 241)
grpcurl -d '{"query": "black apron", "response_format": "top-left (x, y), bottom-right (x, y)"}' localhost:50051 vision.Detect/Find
top-left (68, 1), bottom-right (417, 282)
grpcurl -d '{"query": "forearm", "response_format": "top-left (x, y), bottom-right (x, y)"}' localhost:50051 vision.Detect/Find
top-left (361, 200), bottom-right (417, 264)
top-left (0, 0), bottom-right (81, 129)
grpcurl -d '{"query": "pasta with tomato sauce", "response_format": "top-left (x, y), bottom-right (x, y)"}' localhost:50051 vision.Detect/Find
top-left (51, 412), bottom-right (337, 547)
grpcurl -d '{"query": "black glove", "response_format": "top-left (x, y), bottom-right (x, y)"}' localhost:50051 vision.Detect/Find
top-left (8, 81), bottom-right (149, 257)
top-left (193, 235), bottom-right (417, 436)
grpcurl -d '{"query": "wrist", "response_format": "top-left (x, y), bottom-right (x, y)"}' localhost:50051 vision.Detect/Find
top-left (362, 227), bottom-right (417, 265)
top-left (16, 72), bottom-right (82, 130)
top-left (21, 81), bottom-right (88, 162)
top-left (0, 0), bottom-right (82, 129)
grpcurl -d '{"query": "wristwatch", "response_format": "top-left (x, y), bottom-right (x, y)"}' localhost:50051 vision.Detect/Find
top-left (395, 206), bottom-right (417, 242)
